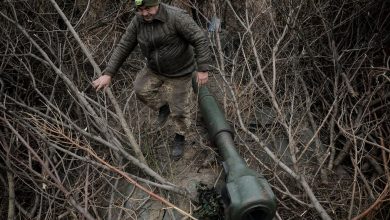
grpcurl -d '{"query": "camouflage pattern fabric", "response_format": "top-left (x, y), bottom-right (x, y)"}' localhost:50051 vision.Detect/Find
top-left (134, 67), bottom-right (192, 136)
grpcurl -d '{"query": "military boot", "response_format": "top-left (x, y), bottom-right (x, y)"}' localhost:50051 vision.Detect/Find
top-left (171, 134), bottom-right (185, 161)
top-left (157, 104), bottom-right (170, 127)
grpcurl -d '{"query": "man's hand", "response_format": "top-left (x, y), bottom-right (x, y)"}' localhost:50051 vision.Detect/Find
top-left (92, 75), bottom-right (112, 91)
top-left (196, 71), bottom-right (208, 86)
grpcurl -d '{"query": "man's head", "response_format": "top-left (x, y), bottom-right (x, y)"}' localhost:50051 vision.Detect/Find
top-left (135, 0), bottom-right (159, 21)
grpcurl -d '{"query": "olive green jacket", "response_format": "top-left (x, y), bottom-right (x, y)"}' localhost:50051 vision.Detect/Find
top-left (104, 3), bottom-right (211, 77)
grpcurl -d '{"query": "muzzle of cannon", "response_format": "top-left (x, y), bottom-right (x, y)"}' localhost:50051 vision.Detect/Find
top-left (193, 81), bottom-right (277, 220)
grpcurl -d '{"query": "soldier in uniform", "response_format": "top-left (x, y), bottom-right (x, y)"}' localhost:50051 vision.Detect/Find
top-left (92, 0), bottom-right (211, 160)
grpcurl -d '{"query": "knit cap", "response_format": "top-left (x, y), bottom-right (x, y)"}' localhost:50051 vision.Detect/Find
top-left (135, 0), bottom-right (159, 7)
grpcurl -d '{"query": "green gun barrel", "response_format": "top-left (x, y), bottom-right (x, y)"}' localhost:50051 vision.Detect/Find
top-left (194, 82), bottom-right (277, 220)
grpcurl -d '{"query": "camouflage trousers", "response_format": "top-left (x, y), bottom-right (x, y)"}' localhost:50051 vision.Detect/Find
top-left (134, 67), bottom-right (192, 136)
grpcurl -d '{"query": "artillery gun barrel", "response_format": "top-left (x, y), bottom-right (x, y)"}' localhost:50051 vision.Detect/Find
top-left (194, 82), bottom-right (277, 220)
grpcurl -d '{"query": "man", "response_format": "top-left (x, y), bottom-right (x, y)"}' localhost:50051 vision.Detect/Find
top-left (92, 0), bottom-right (211, 160)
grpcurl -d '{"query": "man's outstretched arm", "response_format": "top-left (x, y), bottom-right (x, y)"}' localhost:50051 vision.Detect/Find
top-left (92, 18), bottom-right (138, 91)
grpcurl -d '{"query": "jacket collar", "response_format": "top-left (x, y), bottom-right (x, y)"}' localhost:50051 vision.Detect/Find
top-left (153, 3), bottom-right (168, 22)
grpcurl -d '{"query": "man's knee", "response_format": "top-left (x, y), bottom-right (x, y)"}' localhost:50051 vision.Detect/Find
top-left (134, 79), bottom-right (164, 110)
top-left (134, 86), bottom-right (156, 106)
top-left (133, 68), bottom-right (160, 97)
top-left (134, 83), bottom-right (148, 98)
top-left (134, 79), bottom-right (157, 99)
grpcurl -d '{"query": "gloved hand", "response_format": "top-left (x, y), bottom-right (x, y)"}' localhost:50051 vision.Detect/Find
top-left (92, 74), bottom-right (112, 91)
